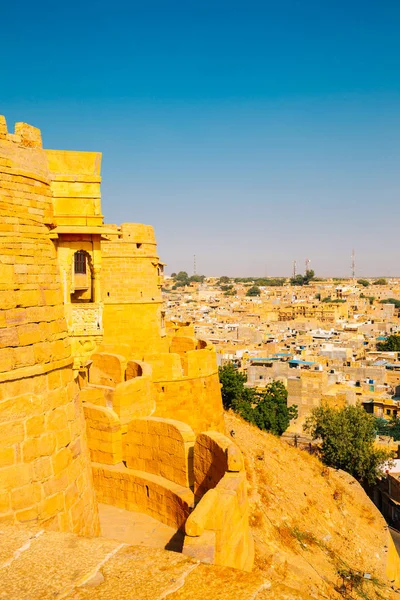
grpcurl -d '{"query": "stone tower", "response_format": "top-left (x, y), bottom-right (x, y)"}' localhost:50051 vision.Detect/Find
top-left (0, 117), bottom-right (99, 534)
top-left (100, 223), bottom-right (167, 358)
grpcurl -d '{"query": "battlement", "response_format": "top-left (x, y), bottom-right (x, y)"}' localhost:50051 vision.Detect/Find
top-left (104, 223), bottom-right (156, 244)
top-left (0, 115), bottom-right (42, 148)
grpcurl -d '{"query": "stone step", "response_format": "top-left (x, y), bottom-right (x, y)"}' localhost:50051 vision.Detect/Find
top-left (0, 524), bottom-right (268, 599)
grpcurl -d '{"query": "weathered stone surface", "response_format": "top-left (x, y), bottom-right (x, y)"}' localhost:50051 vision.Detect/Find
top-left (0, 116), bottom-right (99, 535)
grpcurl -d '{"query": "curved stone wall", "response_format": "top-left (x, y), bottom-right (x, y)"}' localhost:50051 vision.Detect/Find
top-left (0, 117), bottom-right (99, 534)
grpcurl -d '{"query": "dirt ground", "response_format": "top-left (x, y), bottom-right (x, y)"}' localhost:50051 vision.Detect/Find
top-left (225, 411), bottom-right (400, 599)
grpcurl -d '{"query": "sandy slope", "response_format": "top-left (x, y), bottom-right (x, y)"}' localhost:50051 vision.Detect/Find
top-left (225, 411), bottom-right (400, 599)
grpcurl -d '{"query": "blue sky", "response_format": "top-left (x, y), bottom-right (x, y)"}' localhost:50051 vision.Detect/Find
top-left (2, 0), bottom-right (400, 276)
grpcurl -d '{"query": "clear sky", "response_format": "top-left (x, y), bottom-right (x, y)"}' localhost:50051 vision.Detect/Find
top-left (2, 0), bottom-right (400, 277)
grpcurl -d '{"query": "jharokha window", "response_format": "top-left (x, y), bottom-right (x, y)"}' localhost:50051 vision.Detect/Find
top-left (74, 251), bottom-right (87, 274)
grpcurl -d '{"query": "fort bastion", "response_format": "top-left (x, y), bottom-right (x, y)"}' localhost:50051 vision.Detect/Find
top-left (0, 116), bottom-right (253, 572)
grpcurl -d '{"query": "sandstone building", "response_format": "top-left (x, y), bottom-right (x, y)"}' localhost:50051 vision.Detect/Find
top-left (0, 116), bottom-right (253, 571)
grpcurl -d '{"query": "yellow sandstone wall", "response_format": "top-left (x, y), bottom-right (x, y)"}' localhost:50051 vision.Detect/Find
top-left (125, 417), bottom-right (195, 487)
top-left (0, 117), bottom-right (99, 534)
top-left (183, 431), bottom-right (254, 571)
top-left (101, 223), bottom-right (167, 357)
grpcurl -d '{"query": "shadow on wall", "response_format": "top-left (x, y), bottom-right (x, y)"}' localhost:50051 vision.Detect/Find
top-left (81, 399), bottom-right (254, 571)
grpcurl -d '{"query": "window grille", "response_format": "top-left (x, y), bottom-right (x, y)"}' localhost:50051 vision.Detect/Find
top-left (74, 251), bottom-right (87, 274)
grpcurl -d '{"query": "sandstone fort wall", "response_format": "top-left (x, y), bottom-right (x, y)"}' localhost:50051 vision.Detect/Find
top-left (0, 117), bottom-right (99, 534)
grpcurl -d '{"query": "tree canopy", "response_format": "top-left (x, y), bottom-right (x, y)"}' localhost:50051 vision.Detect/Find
top-left (380, 298), bottom-right (400, 309)
top-left (246, 285), bottom-right (261, 297)
top-left (304, 404), bottom-right (393, 485)
top-left (171, 271), bottom-right (205, 287)
top-left (218, 364), bottom-right (297, 436)
top-left (375, 417), bottom-right (400, 441)
top-left (377, 335), bottom-right (400, 352)
top-left (233, 277), bottom-right (286, 286)
top-left (290, 269), bottom-right (315, 286)
top-left (373, 278), bottom-right (388, 285)
top-left (357, 279), bottom-right (370, 287)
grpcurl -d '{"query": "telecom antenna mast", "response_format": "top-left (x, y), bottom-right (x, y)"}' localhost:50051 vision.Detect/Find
top-left (305, 258), bottom-right (310, 273)
top-left (351, 249), bottom-right (356, 279)
top-left (293, 260), bottom-right (297, 278)
top-left (193, 254), bottom-right (197, 275)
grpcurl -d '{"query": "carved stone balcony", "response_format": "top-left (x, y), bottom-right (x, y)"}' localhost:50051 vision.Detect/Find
top-left (65, 303), bottom-right (103, 336)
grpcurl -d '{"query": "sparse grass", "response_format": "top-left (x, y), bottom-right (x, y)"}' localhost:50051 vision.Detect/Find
top-left (275, 523), bottom-right (298, 551)
top-left (335, 560), bottom-right (386, 600)
top-left (275, 523), bottom-right (321, 552)
top-left (290, 526), bottom-right (320, 549)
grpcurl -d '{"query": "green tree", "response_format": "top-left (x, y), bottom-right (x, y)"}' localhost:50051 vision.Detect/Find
top-left (218, 276), bottom-right (231, 284)
top-left (304, 404), bottom-right (393, 484)
top-left (218, 365), bottom-right (296, 436)
top-left (380, 298), bottom-right (400, 309)
top-left (357, 279), bottom-right (370, 287)
top-left (290, 270), bottom-right (315, 286)
top-left (360, 293), bottom-right (375, 305)
top-left (246, 285), bottom-right (261, 296)
top-left (304, 269), bottom-right (315, 284)
top-left (376, 416), bottom-right (400, 441)
top-left (252, 381), bottom-right (298, 436)
top-left (172, 281), bottom-right (186, 289)
top-left (374, 278), bottom-right (388, 285)
top-left (218, 363), bottom-right (249, 410)
top-left (377, 335), bottom-right (400, 352)
top-left (189, 274), bottom-right (205, 283)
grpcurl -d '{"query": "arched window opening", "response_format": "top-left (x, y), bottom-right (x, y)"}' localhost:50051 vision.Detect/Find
top-left (74, 251), bottom-right (87, 274)
top-left (71, 250), bottom-right (93, 303)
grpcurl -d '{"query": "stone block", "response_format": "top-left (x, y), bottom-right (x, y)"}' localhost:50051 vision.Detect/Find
top-left (52, 447), bottom-right (72, 475)
top-left (0, 463), bottom-right (32, 490)
top-left (11, 483), bottom-right (41, 510)
top-left (0, 328), bottom-right (18, 349)
top-left (183, 530), bottom-right (216, 564)
top-left (15, 505), bottom-right (39, 523)
top-left (23, 433), bottom-right (56, 462)
top-left (26, 415), bottom-right (45, 438)
top-left (33, 456), bottom-right (53, 482)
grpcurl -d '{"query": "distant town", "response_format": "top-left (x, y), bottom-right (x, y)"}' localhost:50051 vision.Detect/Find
top-left (164, 272), bottom-right (400, 434)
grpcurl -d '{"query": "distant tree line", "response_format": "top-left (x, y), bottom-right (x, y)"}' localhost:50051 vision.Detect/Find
top-left (170, 271), bottom-right (205, 288)
top-left (233, 277), bottom-right (286, 286)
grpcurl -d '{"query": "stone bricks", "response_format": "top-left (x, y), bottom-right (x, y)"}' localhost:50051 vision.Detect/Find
top-left (0, 117), bottom-right (99, 536)
top-left (125, 417), bottom-right (195, 487)
top-left (23, 433), bottom-right (57, 462)
top-left (183, 433), bottom-right (253, 572)
top-left (0, 114), bottom-right (253, 572)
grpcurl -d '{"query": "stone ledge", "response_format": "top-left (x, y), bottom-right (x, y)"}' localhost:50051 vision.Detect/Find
top-left (0, 356), bottom-right (73, 383)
